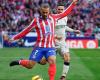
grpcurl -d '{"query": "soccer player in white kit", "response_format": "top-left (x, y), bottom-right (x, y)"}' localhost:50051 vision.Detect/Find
top-left (55, 2), bottom-right (80, 80)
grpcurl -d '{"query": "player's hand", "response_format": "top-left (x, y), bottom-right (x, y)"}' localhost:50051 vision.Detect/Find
top-left (55, 36), bottom-right (63, 41)
top-left (9, 38), bottom-right (14, 43)
top-left (74, 30), bottom-right (80, 34)
top-left (73, 0), bottom-right (78, 4)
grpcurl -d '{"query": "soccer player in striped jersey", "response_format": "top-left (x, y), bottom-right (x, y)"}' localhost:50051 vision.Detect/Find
top-left (9, 0), bottom-right (78, 80)
top-left (55, 2), bottom-right (80, 80)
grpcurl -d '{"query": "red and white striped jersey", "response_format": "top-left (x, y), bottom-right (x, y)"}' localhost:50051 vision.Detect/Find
top-left (12, 2), bottom-right (75, 48)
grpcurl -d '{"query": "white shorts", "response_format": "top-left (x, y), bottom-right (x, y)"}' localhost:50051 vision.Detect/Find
top-left (55, 40), bottom-right (69, 55)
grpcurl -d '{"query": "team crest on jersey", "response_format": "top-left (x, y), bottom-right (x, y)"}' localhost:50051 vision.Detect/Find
top-left (44, 25), bottom-right (52, 36)
top-left (46, 25), bottom-right (50, 32)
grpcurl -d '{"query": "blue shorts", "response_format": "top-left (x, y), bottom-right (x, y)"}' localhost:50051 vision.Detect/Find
top-left (29, 47), bottom-right (56, 62)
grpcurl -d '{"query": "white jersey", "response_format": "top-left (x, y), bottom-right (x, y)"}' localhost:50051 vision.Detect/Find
top-left (55, 17), bottom-right (68, 41)
top-left (55, 17), bottom-right (74, 41)
top-left (55, 17), bottom-right (74, 53)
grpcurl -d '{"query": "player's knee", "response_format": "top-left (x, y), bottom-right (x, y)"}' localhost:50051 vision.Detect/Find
top-left (27, 66), bottom-right (33, 69)
top-left (27, 61), bottom-right (36, 69)
top-left (38, 61), bottom-right (47, 65)
top-left (48, 58), bottom-right (56, 64)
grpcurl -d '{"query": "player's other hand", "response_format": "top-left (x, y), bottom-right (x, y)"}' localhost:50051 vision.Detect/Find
top-left (55, 35), bottom-right (63, 41)
top-left (74, 30), bottom-right (80, 34)
top-left (73, 0), bottom-right (78, 4)
top-left (9, 38), bottom-right (14, 43)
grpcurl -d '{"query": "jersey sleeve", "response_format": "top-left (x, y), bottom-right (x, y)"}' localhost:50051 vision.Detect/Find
top-left (12, 18), bottom-right (36, 40)
top-left (65, 26), bottom-right (74, 32)
top-left (52, 2), bottom-right (76, 20)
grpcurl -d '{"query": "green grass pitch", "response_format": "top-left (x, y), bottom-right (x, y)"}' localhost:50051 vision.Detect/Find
top-left (0, 48), bottom-right (100, 80)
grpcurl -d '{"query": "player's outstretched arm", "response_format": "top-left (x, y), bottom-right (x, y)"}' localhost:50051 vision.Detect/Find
top-left (66, 26), bottom-right (80, 33)
top-left (52, 0), bottom-right (78, 20)
top-left (74, 30), bottom-right (80, 34)
top-left (11, 19), bottom-right (36, 41)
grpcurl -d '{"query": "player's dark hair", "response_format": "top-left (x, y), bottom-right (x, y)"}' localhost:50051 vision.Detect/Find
top-left (39, 3), bottom-right (52, 14)
top-left (57, 2), bottom-right (65, 7)
top-left (40, 3), bottom-right (50, 8)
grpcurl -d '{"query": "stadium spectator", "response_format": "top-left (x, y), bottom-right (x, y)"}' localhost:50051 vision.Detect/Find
top-left (0, 0), bottom-right (100, 40)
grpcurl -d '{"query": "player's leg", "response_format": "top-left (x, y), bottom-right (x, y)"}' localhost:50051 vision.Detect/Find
top-left (10, 47), bottom-right (43, 69)
top-left (45, 48), bottom-right (56, 80)
top-left (38, 57), bottom-right (47, 65)
top-left (60, 45), bottom-right (70, 80)
top-left (60, 52), bottom-right (70, 79)
top-left (10, 59), bottom-right (36, 69)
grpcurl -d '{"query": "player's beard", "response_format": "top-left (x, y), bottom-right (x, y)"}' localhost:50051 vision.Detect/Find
top-left (42, 15), bottom-right (48, 20)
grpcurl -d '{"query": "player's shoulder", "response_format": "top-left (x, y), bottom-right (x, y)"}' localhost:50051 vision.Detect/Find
top-left (32, 17), bottom-right (37, 22)
top-left (49, 14), bottom-right (55, 18)
top-left (33, 17), bottom-right (40, 23)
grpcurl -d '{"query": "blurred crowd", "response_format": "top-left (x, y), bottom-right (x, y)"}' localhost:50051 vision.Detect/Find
top-left (0, 0), bottom-right (100, 39)
top-left (67, 0), bottom-right (100, 39)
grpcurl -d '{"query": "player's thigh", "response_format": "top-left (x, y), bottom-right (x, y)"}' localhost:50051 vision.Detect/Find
top-left (29, 47), bottom-right (44, 62)
top-left (61, 44), bottom-right (69, 55)
top-left (45, 48), bottom-right (56, 64)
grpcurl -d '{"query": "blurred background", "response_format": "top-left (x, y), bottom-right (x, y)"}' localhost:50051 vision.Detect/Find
top-left (0, 0), bottom-right (100, 48)
top-left (0, 0), bottom-right (100, 80)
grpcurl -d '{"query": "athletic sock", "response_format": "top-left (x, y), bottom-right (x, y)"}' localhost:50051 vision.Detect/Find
top-left (62, 62), bottom-right (70, 77)
top-left (48, 64), bottom-right (56, 80)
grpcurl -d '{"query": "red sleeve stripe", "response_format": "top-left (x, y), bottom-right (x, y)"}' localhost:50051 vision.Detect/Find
top-left (52, 2), bottom-right (75, 20)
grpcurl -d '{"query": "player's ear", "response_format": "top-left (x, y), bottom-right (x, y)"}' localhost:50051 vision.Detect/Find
top-left (38, 7), bottom-right (43, 16)
top-left (49, 8), bottom-right (52, 14)
top-left (38, 7), bottom-right (41, 13)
